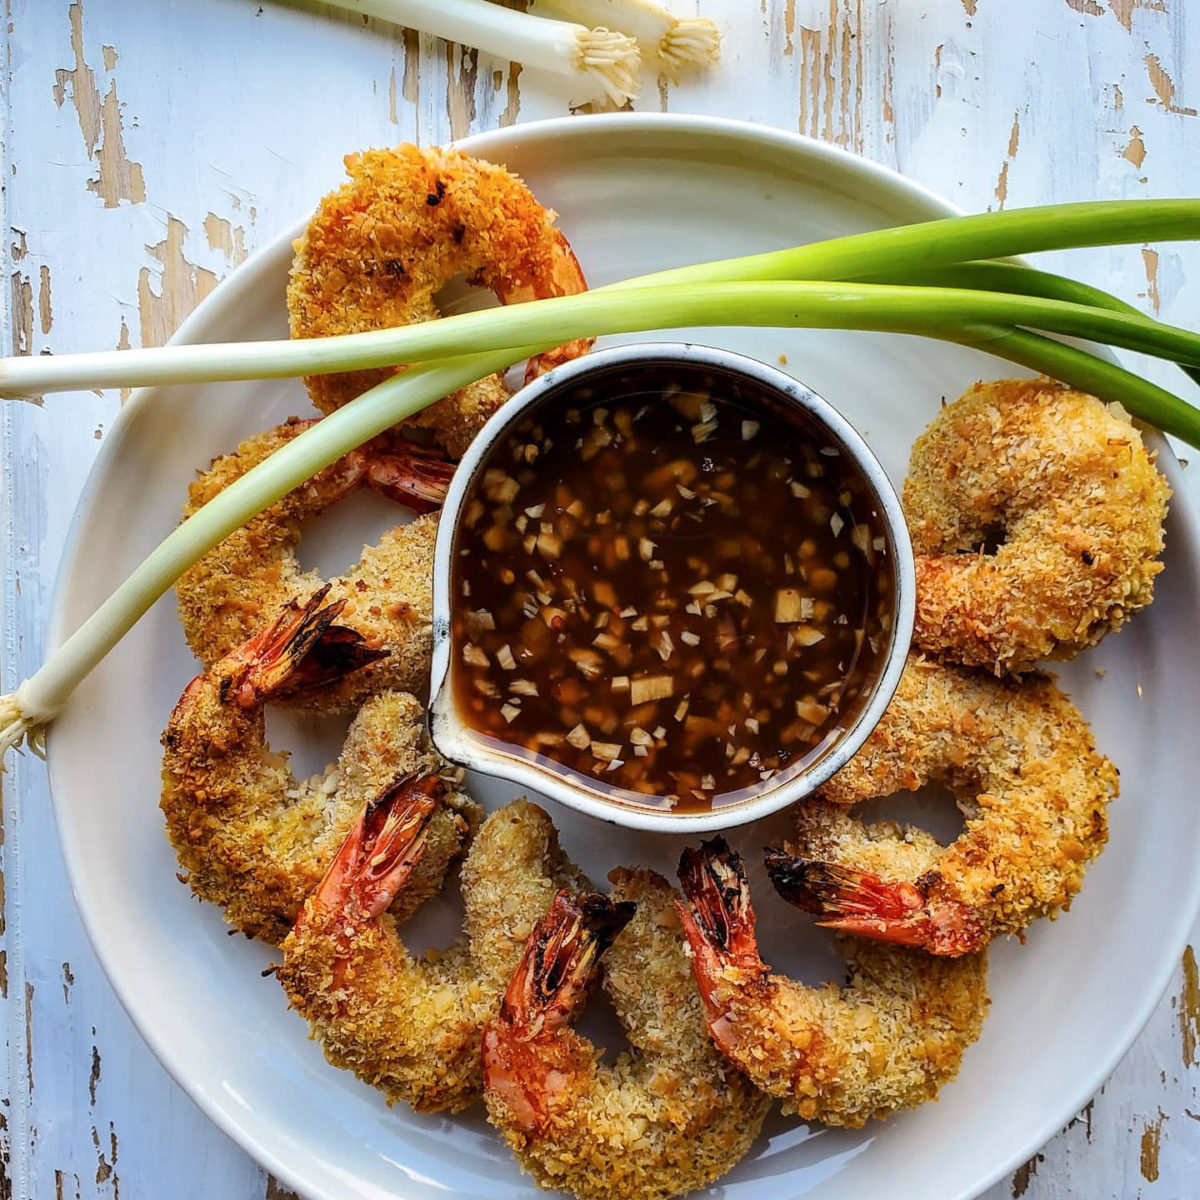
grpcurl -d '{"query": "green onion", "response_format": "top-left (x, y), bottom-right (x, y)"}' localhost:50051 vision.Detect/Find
top-left (864, 260), bottom-right (1200, 391)
top-left (947, 325), bottom-right (1200, 444)
top-left (4, 282), bottom-right (1200, 400)
top-left (3, 313), bottom-right (1194, 764)
top-left (864, 260), bottom-right (1144, 310)
top-left (5, 199), bottom-right (1200, 400)
top-left (616, 199), bottom-right (1200, 288)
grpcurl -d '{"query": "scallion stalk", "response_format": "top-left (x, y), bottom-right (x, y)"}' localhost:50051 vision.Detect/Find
top-left (4, 199), bottom-right (1199, 400)
top-left (306, 0), bottom-right (641, 103)
top-left (865, 260), bottom-right (1200, 390)
top-left (4, 309), bottom-right (1197, 763)
top-left (4, 282), bottom-right (1199, 404)
top-left (612, 199), bottom-right (1200, 288)
top-left (947, 325), bottom-right (1200, 443)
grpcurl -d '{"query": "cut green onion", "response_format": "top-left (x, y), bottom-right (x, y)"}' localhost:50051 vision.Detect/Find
top-left (302, 0), bottom-right (641, 104)
top-left (534, 0), bottom-right (720, 77)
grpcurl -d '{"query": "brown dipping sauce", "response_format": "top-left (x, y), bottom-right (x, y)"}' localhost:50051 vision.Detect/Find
top-left (449, 360), bottom-right (895, 813)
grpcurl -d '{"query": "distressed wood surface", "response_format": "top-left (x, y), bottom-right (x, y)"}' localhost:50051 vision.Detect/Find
top-left (2, 1), bottom-right (1199, 1197)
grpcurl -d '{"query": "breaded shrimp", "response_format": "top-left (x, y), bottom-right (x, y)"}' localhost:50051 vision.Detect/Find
top-left (483, 871), bottom-right (770, 1200)
top-left (277, 794), bottom-right (585, 1113)
top-left (176, 419), bottom-right (440, 714)
top-left (161, 588), bottom-right (478, 944)
top-left (765, 655), bottom-right (1118, 955)
top-left (287, 144), bottom-right (590, 454)
top-left (906, 378), bottom-right (1170, 673)
top-left (677, 838), bottom-right (988, 1127)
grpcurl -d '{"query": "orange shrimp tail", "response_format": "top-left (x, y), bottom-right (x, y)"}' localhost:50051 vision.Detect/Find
top-left (286, 622), bottom-right (390, 691)
top-left (524, 336), bottom-right (595, 384)
top-left (308, 771), bottom-right (441, 922)
top-left (498, 890), bottom-right (636, 1035)
top-left (365, 437), bottom-right (456, 513)
top-left (765, 851), bottom-right (984, 957)
top-left (485, 889), bottom-right (632, 1135)
top-left (675, 840), bottom-right (768, 1000)
top-left (217, 585), bottom-right (385, 706)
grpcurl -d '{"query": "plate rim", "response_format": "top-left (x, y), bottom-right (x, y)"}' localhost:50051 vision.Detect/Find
top-left (42, 111), bottom-right (1200, 1200)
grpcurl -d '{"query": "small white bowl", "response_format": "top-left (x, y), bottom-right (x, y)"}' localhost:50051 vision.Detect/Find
top-left (429, 342), bottom-right (915, 833)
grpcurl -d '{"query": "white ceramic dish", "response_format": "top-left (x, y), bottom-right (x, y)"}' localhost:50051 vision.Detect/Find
top-left (45, 114), bottom-right (1200, 1200)
top-left (428, 341), bottom-right (916, 833)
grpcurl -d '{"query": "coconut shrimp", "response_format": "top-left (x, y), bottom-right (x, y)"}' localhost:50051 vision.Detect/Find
top-left (676, 838), bottom-right (988, 1128)
top-left (277, 795), bottom-right (585, 1113)
top-left (176, 418), bottom-right (442, 714)
top-left (287, 144), bottom-right (590, 456)
top-left (765, 655), bottom-right (1118, 956)
top-left (906, 378), bottom-right (1170, 673)
top-left (161, 587), bottom-right (478, 944)
top-left (483, 870), bottom-right (770, 1200)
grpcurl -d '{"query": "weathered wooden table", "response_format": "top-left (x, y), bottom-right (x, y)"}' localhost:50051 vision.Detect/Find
top-left (3, 1), bottom-right (1198, 1196)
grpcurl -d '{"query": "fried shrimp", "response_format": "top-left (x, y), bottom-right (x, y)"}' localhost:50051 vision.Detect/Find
top-left (483, 871), bottom-right (770, 1200)
top-left (906, 378), bottom-right (1170, 673)
top-left (176, 418), bottom-right (441, 714)
top-left (276, 794), bottom-right (585, 1113)
top-left (160, 588), bottom-right (478, 944)
top-left (676, 838), bottom-right (987, 1127)
top-left (765, 655), bottom-right (1118, 955)
top-left (287, 144), bottom-right (590, 456)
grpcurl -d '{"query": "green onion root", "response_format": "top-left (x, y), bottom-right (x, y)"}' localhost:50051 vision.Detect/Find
top-left (305, 0), bottom-right (641, 104)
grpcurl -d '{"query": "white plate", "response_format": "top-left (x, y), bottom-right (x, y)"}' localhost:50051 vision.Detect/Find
top-left (46, 114), bottom-right (1200, 1200)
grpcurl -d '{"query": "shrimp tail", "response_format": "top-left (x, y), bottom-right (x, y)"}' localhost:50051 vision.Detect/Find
top-left (286, 622), bottom-right (390, 690)
top-left (499, 890), bottom-right (636, 1035)
top-left (365, 438), bottom-right (457, 513)
top-left (485, 890), bottom-right (633, 1135)
top-left (675, 839), bottom-right (768, 995)
top-left (765, 849), bottom-right (984, 957)
top-left (219, 585), bottom-right (385, 706)
top-left (308, 771), bottom-right (441, 922)
top-left (524, 335), bottom-right (595, 384)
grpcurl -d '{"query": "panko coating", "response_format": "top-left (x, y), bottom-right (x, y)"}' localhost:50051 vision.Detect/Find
top-left (906, 378), bottom-right (1170, 673)
top-left (287, 144), bottom-right (590, 451)
top-left (483, 870), bottom-right (770, 1200)
top-left (768, 654), bottom-right (1118, 954)
top-left (176, 419), bottom-right (440, 714)
top-left (277, 796), bottom-right (587, 1113)
top-left (677, 838), bottom-right (988, 1127)
top-left (160, 589), bottom-right (478, 945)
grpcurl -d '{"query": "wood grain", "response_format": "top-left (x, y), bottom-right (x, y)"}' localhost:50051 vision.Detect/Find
top-left (1, 1), bottom-right (1197, 1197)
